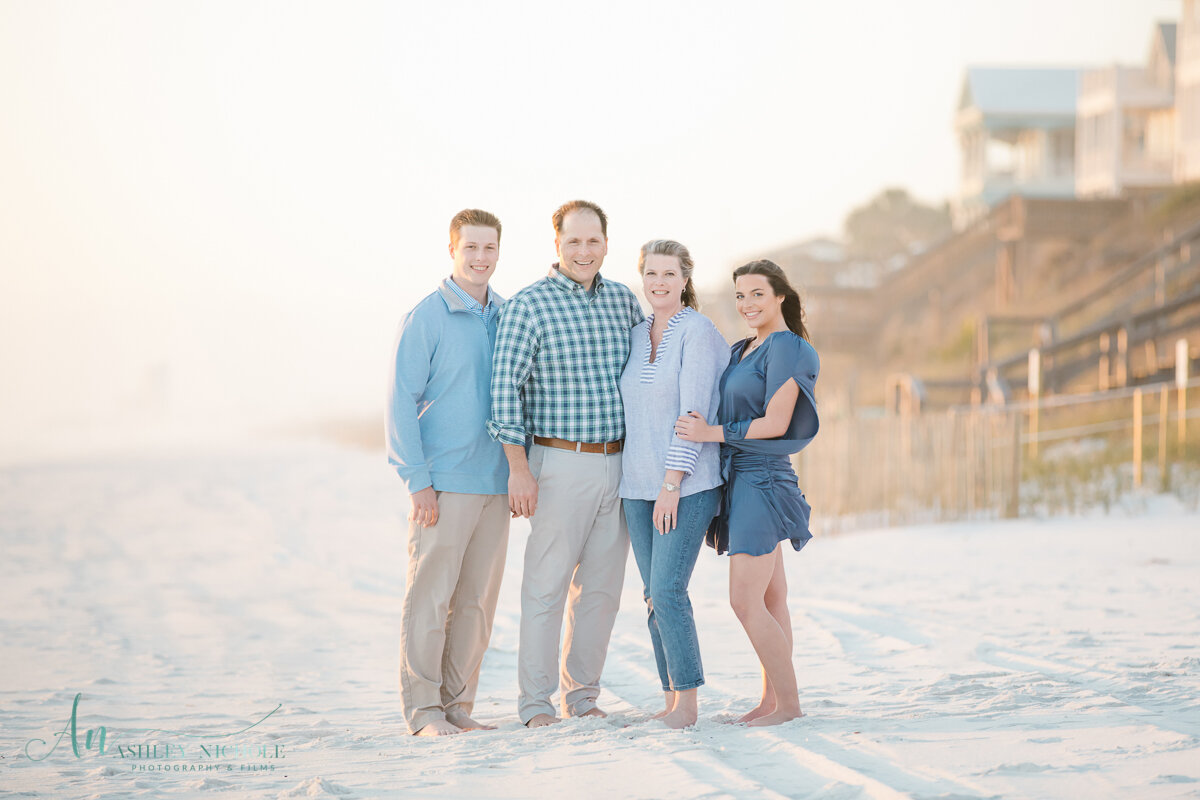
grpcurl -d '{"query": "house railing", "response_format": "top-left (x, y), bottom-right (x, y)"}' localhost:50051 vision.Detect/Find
top-left (979, 218), bottom-right (1200, 398)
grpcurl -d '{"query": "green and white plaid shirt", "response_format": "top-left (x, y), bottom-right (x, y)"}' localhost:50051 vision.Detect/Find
top-left (488, 265), bottom-right (645, 446)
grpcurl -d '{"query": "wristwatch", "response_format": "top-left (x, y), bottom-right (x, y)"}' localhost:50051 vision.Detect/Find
top-left (661, 481), bottom-right (680, 493)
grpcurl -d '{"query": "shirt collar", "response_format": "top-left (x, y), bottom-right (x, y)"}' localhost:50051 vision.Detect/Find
top-left (436, 275), bottom-right (501, 311)
top-left (645, 307), bottom-right (691, 329)
top-left (548, 263), bottom-right (603, 295)
top-left (439, 276), bottom-right (502, 313)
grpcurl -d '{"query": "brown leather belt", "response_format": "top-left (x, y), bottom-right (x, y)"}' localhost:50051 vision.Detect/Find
top-left (533, 436), bottom-right (623, 455)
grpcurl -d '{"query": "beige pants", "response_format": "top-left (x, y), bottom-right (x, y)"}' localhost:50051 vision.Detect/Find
top-left (518, 444), bottom-right (629, 723)
top-left (399, 491), bottom-right (509, 733)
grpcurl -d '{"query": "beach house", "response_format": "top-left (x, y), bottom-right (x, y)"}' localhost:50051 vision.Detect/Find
top-left (1077, 23), bottom-right (1177, 197)
top-left (1176, 2), bottom-right (1200, 180)
top-left (953, 67), bottom-right (1081, 227)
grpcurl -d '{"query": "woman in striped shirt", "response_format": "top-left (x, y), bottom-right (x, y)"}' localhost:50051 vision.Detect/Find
top-left (619, 239), bottom-right (729, 729)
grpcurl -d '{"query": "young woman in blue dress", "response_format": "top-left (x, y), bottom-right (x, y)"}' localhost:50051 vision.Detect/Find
top-left (675, 259), bottom-right (820, 727)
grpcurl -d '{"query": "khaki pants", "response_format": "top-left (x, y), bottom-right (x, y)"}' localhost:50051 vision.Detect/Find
top-left (399, 491), bottom-right (509, 733)
top-left (518, 444), bottom-right (629, 723)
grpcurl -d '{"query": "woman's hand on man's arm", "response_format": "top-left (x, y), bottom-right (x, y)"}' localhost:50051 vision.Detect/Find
top-left (674, 411), bottom-right (723, 443)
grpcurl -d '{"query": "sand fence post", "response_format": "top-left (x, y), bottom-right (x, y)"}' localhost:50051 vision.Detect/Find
top-left (1099, 333), bottom-right (1111, 392)
top-left (1004, 411), bottom-right (1020, 518)
top-left (1028, 348), bottom-right (1040, 460)
top-left (1117, 327), bottom-right (1129, 388)
top-left (1179, 339), bottom-right (1189, 457)
top-left (1133, 388), bottom-right (1143, 489)
top-left (1160, 385), bottom-right (1170, 491)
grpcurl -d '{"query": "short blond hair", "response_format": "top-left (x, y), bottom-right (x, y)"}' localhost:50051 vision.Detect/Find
top-left (450, 208), bottom-right (502, 246)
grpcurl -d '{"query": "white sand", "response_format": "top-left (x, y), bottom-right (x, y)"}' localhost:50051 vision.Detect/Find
top-left (2, 443), bottom-right (1198, 799)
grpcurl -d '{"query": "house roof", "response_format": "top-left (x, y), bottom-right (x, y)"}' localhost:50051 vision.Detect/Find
top-left (959, 67), bottom-right (1082, 117)
top-left (1157, 22), bottom-right (1177, 67)
top-left (764, 237), bottom-right (846, 265)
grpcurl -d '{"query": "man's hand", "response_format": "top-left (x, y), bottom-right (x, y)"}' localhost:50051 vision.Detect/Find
top-left (409, 486), bottom-right (439, 527)
top-left (508, 466), bottom-right (539, 518)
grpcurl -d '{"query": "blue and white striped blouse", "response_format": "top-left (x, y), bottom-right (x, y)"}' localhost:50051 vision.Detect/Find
top-left (618, 307), bottom-right (730, 500)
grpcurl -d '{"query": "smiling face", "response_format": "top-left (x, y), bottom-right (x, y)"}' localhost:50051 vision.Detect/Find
top-left (449, 224), bottom-right (500, 297)
top-left (555, 209), bottom-right (608, 290)
top-left (734, 274), bottom-right (785, 332)
top-left (641, 253), bottom-right (685, 315)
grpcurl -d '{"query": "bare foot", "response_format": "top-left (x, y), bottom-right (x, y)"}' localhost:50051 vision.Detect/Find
top-left (524, 713), bottom-right (560, 728)
top-left (659, 709), bottom-right (697, 729)
top-left (445, 712), bottom-right (496, 731)
top-left (746, 708), bottom-right (804, 727)
top-left (733, 703), bottom-right (772, 724)
top-left (651, 691), bottom-right (676, 719)
top-left (414, 719), bottom-right (461, 736)
top-left (576, 707), bottom-right (608, 719)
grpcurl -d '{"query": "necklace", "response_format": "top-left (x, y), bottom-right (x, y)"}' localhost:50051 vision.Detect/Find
top-left (740, 337), bottom-right (762, 361)
top-left (743, 328), bottom-right (785, 358)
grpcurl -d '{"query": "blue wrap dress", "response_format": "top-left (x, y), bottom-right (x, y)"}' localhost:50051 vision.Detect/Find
top-left (706, 331), bottom-right (820, 556)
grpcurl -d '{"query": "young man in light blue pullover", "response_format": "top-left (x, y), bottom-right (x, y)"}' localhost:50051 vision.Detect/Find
top-left (386, 208), bottom-right (509, 737)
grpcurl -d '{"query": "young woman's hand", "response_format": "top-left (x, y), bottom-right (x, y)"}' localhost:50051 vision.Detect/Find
top-left (674, 411), bottom-right (717, 442)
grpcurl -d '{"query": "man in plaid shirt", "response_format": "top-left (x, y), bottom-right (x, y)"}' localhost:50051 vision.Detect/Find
top-left (488, 200), bottom-right (644, 727)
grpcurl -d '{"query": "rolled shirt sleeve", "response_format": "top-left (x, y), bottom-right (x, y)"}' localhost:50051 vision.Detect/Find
top-left (487, 298), bottom-right (538, 446)
top-left (665, 322), bottom-right (725, 475)
top-left (386, 311), bottom-right (435, 494)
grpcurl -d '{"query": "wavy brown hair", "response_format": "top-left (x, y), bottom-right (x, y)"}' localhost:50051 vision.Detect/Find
top-left (732, 259), bottom-right (808, 340)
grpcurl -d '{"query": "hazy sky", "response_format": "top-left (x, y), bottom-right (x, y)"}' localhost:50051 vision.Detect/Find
top-left (0, 0), bottom-right (1180, 451)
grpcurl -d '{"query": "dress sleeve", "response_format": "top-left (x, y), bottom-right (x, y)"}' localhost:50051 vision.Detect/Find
top-left (762, 333), bottom-right (820, 442)
top-left (723, 333), bottom-right (820, 445)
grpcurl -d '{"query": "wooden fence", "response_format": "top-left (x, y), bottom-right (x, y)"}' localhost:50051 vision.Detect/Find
top-left (799, 377), bottom-right (1200, 535)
